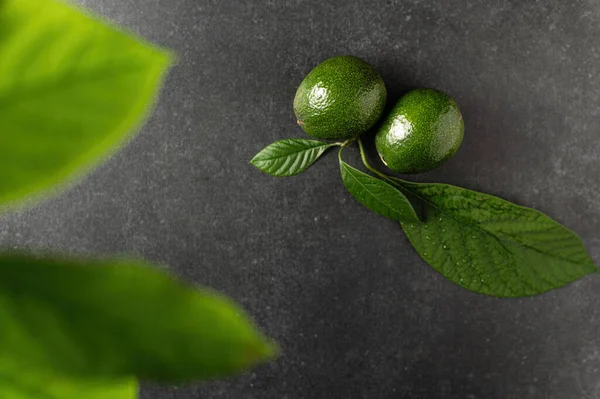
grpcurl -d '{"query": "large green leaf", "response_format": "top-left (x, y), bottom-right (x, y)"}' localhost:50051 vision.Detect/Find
top-left (0, 358), bottom-right (136, 399)
top-left (0, 254), bottom-right (276, 382)
top-left (339, 152), bottom-right (419, 223)
top-left (392, 179), bottom-right (597, 297)
top-left (0, 0), bottom-right (172, 207)
top-left (251, 139), bottom-right (336, 177)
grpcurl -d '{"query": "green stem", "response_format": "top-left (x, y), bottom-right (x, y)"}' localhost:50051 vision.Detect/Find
top-left (357, 139), bottom-right (424, 221)
top-left (340, 139), bottom-right (355, 148)
top-left (357, 139), bottom-right (402, 184)
top-left (336, 139), bottom-right (356, 163)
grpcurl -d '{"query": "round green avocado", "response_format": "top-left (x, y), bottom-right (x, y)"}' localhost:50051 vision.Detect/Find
top-left (293, 56), bottom-right (387, 140)
top-left (375, 89), bottom-right (464, 174)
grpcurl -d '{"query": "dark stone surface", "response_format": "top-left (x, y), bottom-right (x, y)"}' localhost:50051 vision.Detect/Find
top-left (3, 0), bottom-right (600, 398)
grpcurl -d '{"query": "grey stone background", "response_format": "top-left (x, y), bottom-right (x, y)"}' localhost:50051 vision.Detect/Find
top-left (2, 0), bottom-right (600, 398)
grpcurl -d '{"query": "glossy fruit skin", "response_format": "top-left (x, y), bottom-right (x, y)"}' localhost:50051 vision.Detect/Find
top-left (293, 56), bottom-right (387, 140)
top-left (375, 89), bottom-right (464, 174)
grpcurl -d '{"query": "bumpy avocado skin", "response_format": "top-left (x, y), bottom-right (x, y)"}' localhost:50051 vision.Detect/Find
top-left (293, 56), bottom-right (387, 140)
top-left (375, 89), bottom-right (464, 174)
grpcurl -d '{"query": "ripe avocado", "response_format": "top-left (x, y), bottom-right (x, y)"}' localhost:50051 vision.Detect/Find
top-left (293, 56), bottom-right (387, 140)
top-left (375, 89), bottom-right (464, 173)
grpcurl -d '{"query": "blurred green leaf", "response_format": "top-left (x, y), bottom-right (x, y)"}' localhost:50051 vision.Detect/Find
top-left (0, 254), bottom-right (276, 382)
top-left (0, 0), bottom-right (173, 207)
top-left (0, 358), bottom-right (137, 399)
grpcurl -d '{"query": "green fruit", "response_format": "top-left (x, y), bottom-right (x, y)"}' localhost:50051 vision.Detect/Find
top-left (293, 56), bottom-right (387, 140)
top-left (375, 88), bottom-right (464, 174)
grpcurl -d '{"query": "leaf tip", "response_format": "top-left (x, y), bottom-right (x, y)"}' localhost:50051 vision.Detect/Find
top-left (237, 337), bottom-right (279, 372)
top-left (586, 263), bottom-right (599, 275)
top-left (249, 158), bottom-right (266, 174)
top-left (259, 339), bottom-right (280, 362)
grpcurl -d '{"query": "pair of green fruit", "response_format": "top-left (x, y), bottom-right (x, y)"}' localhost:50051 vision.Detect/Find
top-left (253, 55), bottom-right (597, 298)
top-left (293, 56), bottom-right (464, 174)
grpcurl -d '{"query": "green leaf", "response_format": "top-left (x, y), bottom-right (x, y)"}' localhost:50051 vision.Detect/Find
top-left (0, 358), bottom-right (137, 399)
top-left (0, 0), bottom-right (173, 207)
top-left (251, 139), bottom-right (336, 176)
top-left (339, 152), bottom-right (419, 223)
top-left (0, 254), bottom-right (277, 383)
top-left (392, 179), bottom-right (597, 297)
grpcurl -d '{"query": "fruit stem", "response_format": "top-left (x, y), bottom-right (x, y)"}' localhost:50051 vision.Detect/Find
top-left (339, 139), bottom-right (355, 148)
top-left (357, 139), bottom-right (396, 183)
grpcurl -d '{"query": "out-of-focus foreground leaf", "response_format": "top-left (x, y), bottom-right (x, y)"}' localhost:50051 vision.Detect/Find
top-left (0, 358), bottom-right (137, 399)
top-left (0, 0), bottom-right (172, 207)
top-left (0, 254), bottom-right (276, 383)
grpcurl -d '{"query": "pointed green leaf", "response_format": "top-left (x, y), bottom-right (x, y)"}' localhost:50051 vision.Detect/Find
top-left (339, 155), bottom-right (419, 223)
top-left (392, 179), bottom-right (597, 297)
top-left (0, 358), bottom-right (137, 399)
top-left (0, 0), bottom-right (173, 207)
top-left (0, 254), bottom-right (276, 382)
top-left (251, 139), bottom-right (335, 176)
